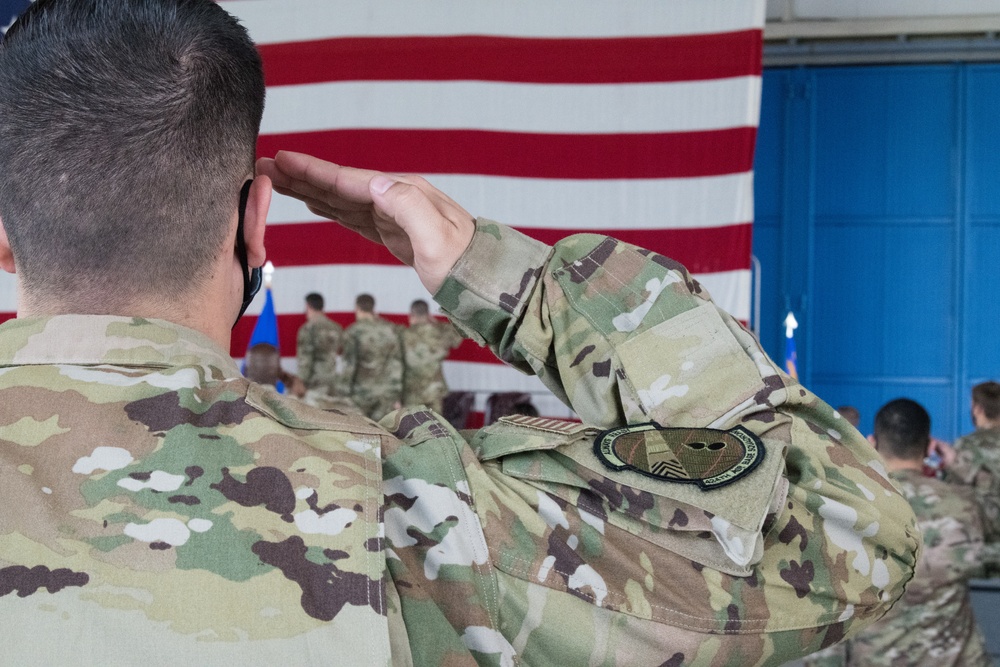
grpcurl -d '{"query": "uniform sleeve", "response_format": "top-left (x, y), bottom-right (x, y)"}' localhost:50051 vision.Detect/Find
top-left (432, 219), bottom-right (920, 664)
top-left (296, 323), bottom-right (314, 384)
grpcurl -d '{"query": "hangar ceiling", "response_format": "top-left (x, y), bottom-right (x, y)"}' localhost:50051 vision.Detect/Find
top-left (765, 0), bottom-right (1000, 64)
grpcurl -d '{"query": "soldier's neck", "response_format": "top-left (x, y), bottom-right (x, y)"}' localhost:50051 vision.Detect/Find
top-left (18, 284), bottom-right (233, 351)
top-left (882, 456), bottom-right (924, 474)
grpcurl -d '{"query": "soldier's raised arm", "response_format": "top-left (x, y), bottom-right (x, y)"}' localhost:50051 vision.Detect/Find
top-left (259, 151), bottom-right (919, 665)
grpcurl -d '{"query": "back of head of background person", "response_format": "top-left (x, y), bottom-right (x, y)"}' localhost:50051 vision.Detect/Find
top-left (245, 342), bottom-right (282, 386)
top-left (0, 0), bottom-right (271, 343)
top-left (0, 1), bottom-right (922, 664)
top-left (355, 292), bottom-right (376, 319)
top-left (837, 405), bottom-right (861, 430)
top-left (971, 380), bottom-right (1000, 430)
top-left (874, 398), bottom-right (930, 466)
top-left (305, 292), bottom-right (325, 316)
top-left (408, 298), bottom-right (430, 325)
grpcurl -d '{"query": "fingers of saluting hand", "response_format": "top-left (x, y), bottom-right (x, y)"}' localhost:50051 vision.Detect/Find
top-left (258, 152), bottom-right (378, 207)
top-left (257, 151), bottom-right (476, 292)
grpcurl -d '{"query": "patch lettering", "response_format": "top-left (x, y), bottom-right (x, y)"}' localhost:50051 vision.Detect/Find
top-left (594, 423), bottom-right (764, 490)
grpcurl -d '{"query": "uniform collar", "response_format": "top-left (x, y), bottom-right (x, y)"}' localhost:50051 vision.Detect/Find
top-left (0, 315), bottom-right (241, 378)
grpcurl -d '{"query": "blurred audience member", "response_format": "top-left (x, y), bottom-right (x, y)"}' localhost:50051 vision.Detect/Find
top-left (296, 292), bottom-right (342, 397)
top-left (837, 405), bottom-right (861, 430)
top-left (947, 380), bottom-right (1000, 574)
top-left (245, 342), bottom-right (305, 396)
top-left (805, 398), bottom-right (991, 667)
top-left (336, 293), bottom-right (403, 420)
top-left (401, 299), bottom-right (463, 414)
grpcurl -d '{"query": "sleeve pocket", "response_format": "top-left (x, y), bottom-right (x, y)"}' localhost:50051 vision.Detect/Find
top-left (616, 301), bottom-right (766, 427)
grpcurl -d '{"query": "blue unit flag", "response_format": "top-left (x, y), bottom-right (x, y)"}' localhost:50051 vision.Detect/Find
top-left (248, 287), bottom-right (279, 350)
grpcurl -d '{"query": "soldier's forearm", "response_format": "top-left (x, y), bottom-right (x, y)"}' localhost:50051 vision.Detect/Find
top-left (437, 218), bottom-right (770, 430)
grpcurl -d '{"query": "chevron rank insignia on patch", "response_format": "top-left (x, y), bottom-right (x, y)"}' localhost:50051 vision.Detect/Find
top-left (593, 423), bottom-right (764, 490)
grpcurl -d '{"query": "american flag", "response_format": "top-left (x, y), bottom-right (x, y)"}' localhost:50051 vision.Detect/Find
top-left (0, 1), bottom-right (765, 422)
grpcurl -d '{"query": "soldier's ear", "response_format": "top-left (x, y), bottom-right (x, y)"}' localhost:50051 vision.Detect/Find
top-left (0, 215), bottom-right (15, 274)
top-left (244, 175), bottom-right (272, 269)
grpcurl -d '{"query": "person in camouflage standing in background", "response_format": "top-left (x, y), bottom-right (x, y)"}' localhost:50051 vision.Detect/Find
top-left (336, 293), bottom-right (403, 421)
top-left (947, 381), bottom-right (1000, 576)
top-left (805, 398), bottom-right (993, 667)
top-left (0, 1), bottom-right (922, 664)
top-left (401, 299), bottom-right (463, 414)
top-left (295, 292), bottom-right (342, 397)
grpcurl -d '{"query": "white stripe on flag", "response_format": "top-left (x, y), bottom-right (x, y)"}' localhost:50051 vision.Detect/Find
top-left (0, 273), bottom-right (16, 312)
top-left (265, 173), bottom-right (755, 232)
top-left (223, 0), bottom-right (765, 43)
top-left (262, 78), bottom-right (761, 135)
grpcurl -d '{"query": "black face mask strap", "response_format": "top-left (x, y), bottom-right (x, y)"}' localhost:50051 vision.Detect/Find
top-left (233, 179), bottom-right (262, 328)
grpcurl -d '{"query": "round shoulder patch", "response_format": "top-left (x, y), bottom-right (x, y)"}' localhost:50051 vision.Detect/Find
top-left (593, 423), bottom-right (764, 490)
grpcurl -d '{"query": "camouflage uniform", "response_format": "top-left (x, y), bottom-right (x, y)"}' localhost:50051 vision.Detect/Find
top-left (803, 470), bottom-right (990, 667)
top-left (401, 319), bottom-right (463, 414)
top-left (295, 315), bottom-right (343, 395)
top-left (947, 427), bottom-right (1000, 575)
top-left (336, 316), bottom-right (404, 421)
top-left (0, 220), bottom-right (919, 666)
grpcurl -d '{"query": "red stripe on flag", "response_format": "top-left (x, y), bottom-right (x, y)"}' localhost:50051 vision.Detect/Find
top-left (257, 128), bottom-right (756, 180)
top-left (258, 32), bottom-right (762, 87)
top-left (264, 223), bottom-right (752, 275)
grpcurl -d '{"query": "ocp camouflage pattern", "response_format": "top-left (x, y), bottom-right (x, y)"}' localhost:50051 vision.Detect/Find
top-left (947, 426), bottom-right (1000, 576)
top-left (336, 316), bottom-right (403, 421)
top-left (401, 319), bottom-right (463, 414)
top-left (296, 315), bottom-right (343, 394)
top-left (0, 219), bottom-right (919, 666)
top-left (803, 470), bottom-right (989, 667)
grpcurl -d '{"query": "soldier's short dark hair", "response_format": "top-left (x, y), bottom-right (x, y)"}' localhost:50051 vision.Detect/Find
top-left (245, 342), bottom-right (281, 386)
top-left (355, 293), bottom-right (375, 313)
top-left (410, 300), bottom-right (429, 317)
top-left (972, 381), bottom-right (1000, 421)
top-left (305, 293), bottom-right (325, 311)
top-left (0, 0), bottom-right (264, 311)
top-left (874, 398), bottom-right (930, 461)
